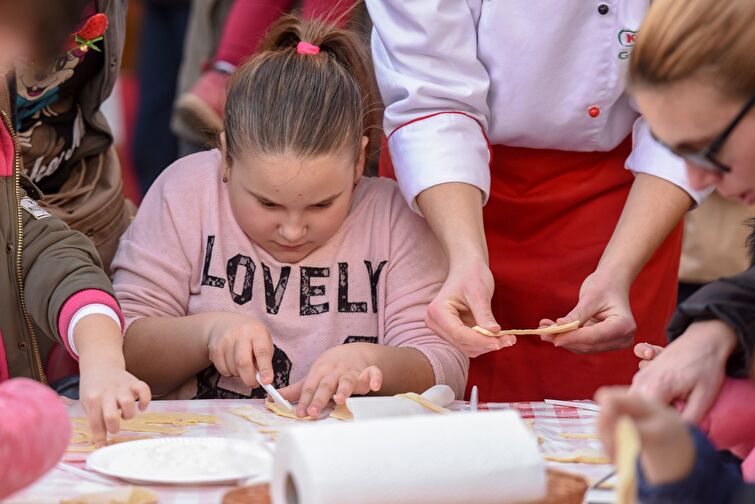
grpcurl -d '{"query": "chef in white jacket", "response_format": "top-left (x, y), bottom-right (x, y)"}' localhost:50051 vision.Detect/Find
top-left (366, 1), bottom-right (707, 401)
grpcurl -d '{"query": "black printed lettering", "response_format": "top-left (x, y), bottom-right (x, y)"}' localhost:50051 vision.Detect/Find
top-left (300, 266), bottom-right (330, 315)
top-left (226, 254), bottom-right (256, 305)
top-left (201, 235), bottom-right (225, 288)
top-left (263, 264), bottom-right (290, 314)
top-left (338, 263), bottom-right (368, 313)
top-left (365, 260), bottom-right (387, 313)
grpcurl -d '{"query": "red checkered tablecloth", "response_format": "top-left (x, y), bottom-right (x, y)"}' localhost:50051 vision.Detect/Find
top-left (5, 399), bottom-right (612, 504)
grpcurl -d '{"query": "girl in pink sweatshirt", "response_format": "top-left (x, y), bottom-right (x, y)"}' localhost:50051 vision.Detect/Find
top-left (112, 15), bottom-right (469, 418)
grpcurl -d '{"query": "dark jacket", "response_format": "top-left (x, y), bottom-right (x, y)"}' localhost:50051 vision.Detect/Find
top-left (667, 265), bottom-right (755, 377)
top-left (638, 427), bottom-right (750, 504)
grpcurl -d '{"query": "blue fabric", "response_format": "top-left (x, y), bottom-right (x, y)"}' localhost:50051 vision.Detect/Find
top-left (638, 427), bottom-right (744, 503)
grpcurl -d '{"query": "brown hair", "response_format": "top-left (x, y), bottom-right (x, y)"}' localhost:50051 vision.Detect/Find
top-left (629, 0), bottom-right (755, 99)
top-left (223, 13), bottom-right (381, 168)
top-left (0, 0), bottom-right (91, 59)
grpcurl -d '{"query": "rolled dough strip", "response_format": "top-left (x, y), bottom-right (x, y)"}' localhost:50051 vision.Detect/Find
top-left (228, 406), bottom-right (274, 426)
top-left (559, 432), bottom-right (599, 440)
top-left (473, 320), bottom-right (581, 337)
top-left (395, 392), bottom-right (451, 414)
top-left (330, 403), bottom-right (354, 421)
top-left (616, 416), bottom-right (641, 504)
top-left (61, 486), bottom-right (158, 504)
top-left (544, 450), bottom-right (610, 465)
top-left (265, 400), bottom-right (314, 420)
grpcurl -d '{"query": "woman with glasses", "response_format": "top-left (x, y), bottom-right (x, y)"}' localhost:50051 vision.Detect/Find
top-left (365, 2), bottom-right (704, 401)
top-left (598, 2), bottom-right (755, 501)
top-left (626, 0), bottom-right (755, 426)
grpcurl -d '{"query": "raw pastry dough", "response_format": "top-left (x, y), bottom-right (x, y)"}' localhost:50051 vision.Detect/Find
top-left (330, 403), bottom-right (353, 421)
top-left (559, 432), bottom-right (599, 440)
top-left (395, 392), bottom-right (451, 413)
top-left (616, 416), bottom-right (640, 504)
top-left (61, 486), bottom-right (158, 504)
top-left (265, 400), bottom-right (314, 420)
top-left (473, 320), bottom-right (581, 337)
top-left (544, 450), bottom-right (610, 464)
top-left (228, 406), bottom-right (275, 426)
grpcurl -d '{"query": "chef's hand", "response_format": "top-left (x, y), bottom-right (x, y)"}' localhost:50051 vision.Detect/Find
top-left (426, 257), bottom-right (516, 357)
top-left (540, 272), bottom-right (636, 353)
top-left (630, 320), bottom-right (736, 423)
top-left (279, 343), bottom-right (383, 418)
top-left (596, 386), bottom-right (696, 486)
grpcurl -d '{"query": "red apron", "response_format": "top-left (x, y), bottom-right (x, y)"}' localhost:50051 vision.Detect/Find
top-left (380, 137), bottom-right (682, 402)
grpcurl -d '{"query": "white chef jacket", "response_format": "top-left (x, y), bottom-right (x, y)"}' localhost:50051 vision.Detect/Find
top-left (366, 1), bottom-right (709, 211)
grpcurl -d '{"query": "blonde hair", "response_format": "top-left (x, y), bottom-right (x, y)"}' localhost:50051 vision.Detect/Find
top-left (629, 0), bottom-right (755, 98)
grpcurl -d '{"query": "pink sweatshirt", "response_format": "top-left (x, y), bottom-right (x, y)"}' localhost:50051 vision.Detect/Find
top-left (698, 378), bottom-right (755, 481)
top-left (0, 378), bottom-right (70, 499)
top-left (112, 150), bottom-right (468, 399)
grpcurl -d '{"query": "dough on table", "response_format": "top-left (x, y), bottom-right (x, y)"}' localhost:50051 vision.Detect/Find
top-left (473, 320), bottom-right (581, 337)
top-left (265, 400), bottom-right (314, 420)
top-left (61, 486), bottom-right (158, 504)
top-left (543, 450), bottom-right (610, 464)
top-left (395, 392), bottom-right (451, 413)
top-left (559, 432), bottom-right (599, 440)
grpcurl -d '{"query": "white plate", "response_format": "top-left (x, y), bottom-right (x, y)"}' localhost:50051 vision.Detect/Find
top-left (86, 437), bottom-right (272, 485)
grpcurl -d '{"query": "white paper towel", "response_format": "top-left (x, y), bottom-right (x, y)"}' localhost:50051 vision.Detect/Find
top-left (271, 411), bottom-right (546, 504)
top-left (346, 384), bottom-right (456, 420)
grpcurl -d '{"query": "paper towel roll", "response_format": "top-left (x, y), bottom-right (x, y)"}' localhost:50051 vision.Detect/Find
top-left (271, 411), bottom-right (545, 504)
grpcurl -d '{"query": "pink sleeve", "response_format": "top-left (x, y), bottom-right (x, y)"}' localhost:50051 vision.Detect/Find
top-left (382, 186), bottom-right (469, 398)
top-left (699, 378), bottom-right (755, 470)
top-left (57, 289), bottom-right (124, 360)
top-left (0, 379), bottom-right (70, 499)
top-left (110, 167), bottom-right (194, 332)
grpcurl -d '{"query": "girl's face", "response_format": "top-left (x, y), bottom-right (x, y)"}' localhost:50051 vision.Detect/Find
top-left (224, 137), bottom-right (367, 264)
top-left (635, 79), bottom-right (755, 203)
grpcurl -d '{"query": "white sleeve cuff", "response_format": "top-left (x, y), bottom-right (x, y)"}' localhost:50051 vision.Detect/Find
top-left (388, 113), bottom-right (491, 214)
top-left (627, 119), bottom-right (713, 205)
top-left (67, 305), bottom-right (123, 357)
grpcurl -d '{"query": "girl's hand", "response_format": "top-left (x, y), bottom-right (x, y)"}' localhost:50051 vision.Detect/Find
top-left (630, 320), bottom-right (736, 423)
top-left (206, 313), bottom-right (275, 388)
top-left (634, 342), bottom-right (665, 369)
top-left (78, 361), bottom-right (151, 448)
top-left (540, 271), bottom-right (636, 353)
top-left (279, 343), bottom-right (383, 418)
top-left (596, 386), bottom-right (695, 486)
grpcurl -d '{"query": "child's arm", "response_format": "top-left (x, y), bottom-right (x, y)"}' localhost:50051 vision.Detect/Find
top-left (20, 200), bottom-right (150, 446)
top-left (596, 387), bottom-right (744, 504)
top-left (123, 312), bottom-right (276, 397)
top-left (0, 378), bottom-right (70, 499)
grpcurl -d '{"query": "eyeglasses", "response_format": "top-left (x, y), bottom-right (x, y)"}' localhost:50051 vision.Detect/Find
top-left (651, 92), bottom-right (755, 174)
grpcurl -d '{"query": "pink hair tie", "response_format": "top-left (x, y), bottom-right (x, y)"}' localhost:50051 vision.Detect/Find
top-left (296, 41), bottom-right (321, 55)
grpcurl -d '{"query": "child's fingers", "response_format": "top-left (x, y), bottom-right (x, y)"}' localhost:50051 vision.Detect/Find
top-left (84, 398), bottom-right (108, 448)
top-left (296, 374), bottom-right (321, 418)
top-left (133, 380), bottom-right (152, 411)
top-left (278, 380), bottom-right (303, 403)
top-left (233, 337), bottom-right (258, 388)
top-left (306, 376), bottom-right (338, 417)
top-left (118, 391), bottom-right (137, 421)
top-left (251, 329), bottom-right (275, 384)
top-left (358, 366), bottom-right (383, 393)
top-left (634, 342), bottom-right (664, 361)
top-left (101, 396), bottom-right (122, 436)
top-left (333, 375), bottom-right (357, 404)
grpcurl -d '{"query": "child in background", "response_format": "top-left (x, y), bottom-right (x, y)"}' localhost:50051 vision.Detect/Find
top-left (597, 387), bottom-right (754, 504)
top-left (176, 0), bottom-right (352, 135)
top-left (0, 3), bottom-right (151, 496)
top-left (112, 15), bottom-right (468, 417)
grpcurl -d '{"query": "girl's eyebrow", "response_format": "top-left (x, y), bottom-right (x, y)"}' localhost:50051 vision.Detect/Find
top-left (314, 191), bottom-right (343, 205)
top-left (248, 190), bottom-right (344, 205)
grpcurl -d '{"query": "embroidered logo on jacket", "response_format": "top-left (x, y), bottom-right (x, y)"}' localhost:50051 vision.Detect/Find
top-left (617, 29), bottom-right (638, 60)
